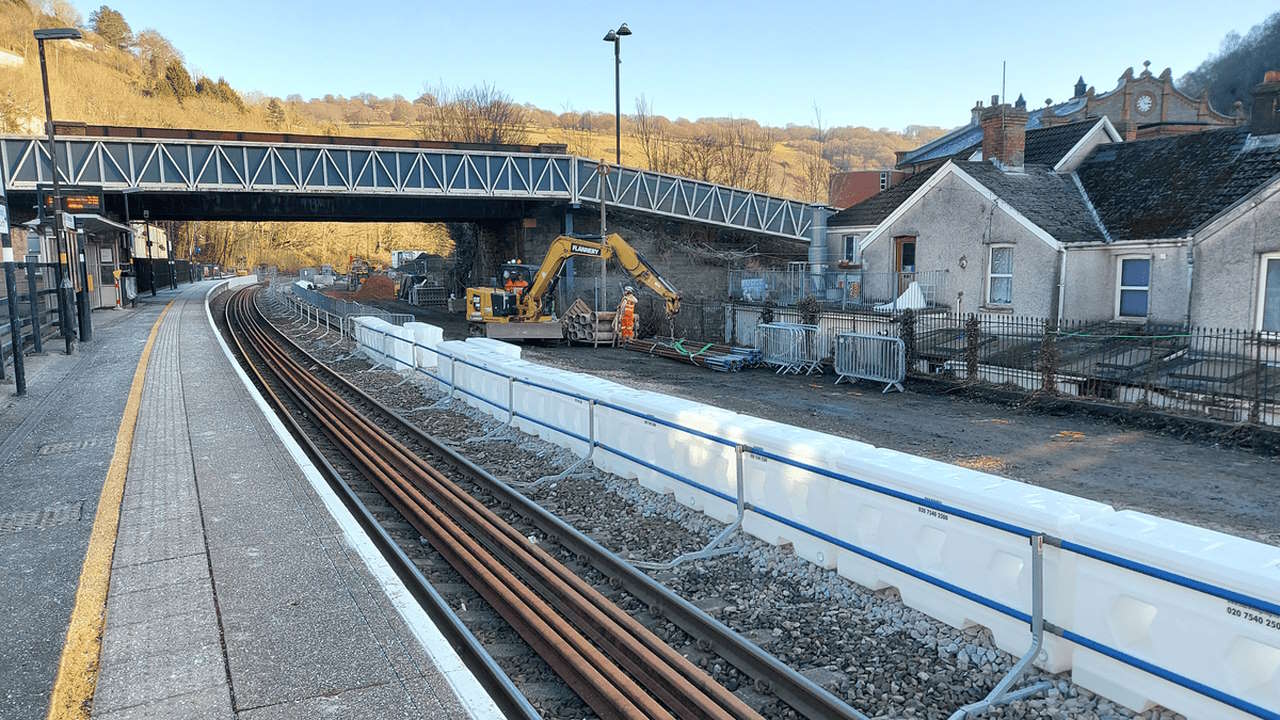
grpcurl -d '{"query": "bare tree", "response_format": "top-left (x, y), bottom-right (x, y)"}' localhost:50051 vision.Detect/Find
top-left (415, 82), bottom-right (530, 145)
top-left (714, 119), bottom-right (776, 193)
top-left (554, 105), bottom-right (595, 157)
top-left (632, 95), bottom-right (677, 173)
top-left (799, 103), bottom-right (833, 203)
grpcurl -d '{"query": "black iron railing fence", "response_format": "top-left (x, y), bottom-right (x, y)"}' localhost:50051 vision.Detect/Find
top-left (719, 302), bottom-right (1280, 427)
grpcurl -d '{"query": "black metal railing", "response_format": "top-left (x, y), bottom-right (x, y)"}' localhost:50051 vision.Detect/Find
top-left (721, 302), bottom-right (1280, 427)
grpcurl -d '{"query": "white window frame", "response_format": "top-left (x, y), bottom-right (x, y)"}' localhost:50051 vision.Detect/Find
top-left (986, 244), bottom-right (1014, 306)
top-left (843, 234), bottom-right (860, 261)
top-left (1257, 251), bottom-right (1280, 334)
top-left (1114, 254), bottom-right (1152, 320)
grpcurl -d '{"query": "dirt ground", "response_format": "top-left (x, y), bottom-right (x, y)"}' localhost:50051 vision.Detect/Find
top-left (386, 303), bottom-right (1280, 546)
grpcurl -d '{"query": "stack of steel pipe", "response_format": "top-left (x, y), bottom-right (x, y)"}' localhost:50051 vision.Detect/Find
top-left (622, 337), bottom-right (761, 372)
top-left (562, 298), bottom-right (616, 344)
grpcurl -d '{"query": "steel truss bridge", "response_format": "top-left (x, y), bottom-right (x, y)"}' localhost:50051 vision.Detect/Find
top-left (1, 134), bottom-right (825, 241)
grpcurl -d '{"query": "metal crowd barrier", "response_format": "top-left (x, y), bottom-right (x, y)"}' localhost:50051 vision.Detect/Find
top-left (834, 332), bottom-right (906, 393)
top-left (342, 316), bottom-right (1280, 720)
top-left (273, 281), bottom-right (412, 339)
top-left (757, 322), bottom-right (824, 375)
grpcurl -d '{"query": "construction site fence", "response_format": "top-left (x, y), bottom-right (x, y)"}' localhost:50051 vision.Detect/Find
top-left (834, 332), bottom-right (906, 393)
top-left (728, 267), bottom-right (949, 310)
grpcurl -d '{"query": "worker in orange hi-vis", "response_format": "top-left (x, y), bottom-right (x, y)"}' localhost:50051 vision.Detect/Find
top-left (617, 286), bottom-right (638, 343)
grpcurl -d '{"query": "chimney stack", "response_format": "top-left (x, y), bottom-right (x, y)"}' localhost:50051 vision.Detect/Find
top-left (980, 94), bottom-right (1029, 171)
top-left (970, 99), bottom-right (985, 126)
top-left (1250, 70), bottom-right (1280, 136)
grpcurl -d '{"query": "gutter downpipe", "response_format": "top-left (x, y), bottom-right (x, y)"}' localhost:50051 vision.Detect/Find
top-left (807, 205), bottom-right (830, 296)
top-left (1055, 248), bottom-right (1067, 326)
top-left (1184, 238), bottom-right (1194, 329)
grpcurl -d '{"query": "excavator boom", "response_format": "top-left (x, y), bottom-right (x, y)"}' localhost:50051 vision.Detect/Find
top-left (517, 233), bottom-right (680, 321)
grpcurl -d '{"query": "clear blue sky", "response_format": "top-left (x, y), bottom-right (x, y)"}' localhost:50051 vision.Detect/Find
top-left (71, 0), bottom-right (1277, 130)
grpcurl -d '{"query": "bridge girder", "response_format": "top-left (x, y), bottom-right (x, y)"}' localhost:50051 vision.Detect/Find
top-left (1, 135), bottom-right (823, 240)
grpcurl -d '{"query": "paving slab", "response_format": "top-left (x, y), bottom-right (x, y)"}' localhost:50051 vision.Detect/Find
top-left (0, 288), bottom-right (180, 720)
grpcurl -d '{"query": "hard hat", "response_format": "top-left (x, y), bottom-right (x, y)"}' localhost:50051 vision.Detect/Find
top-left (624, 286), bottom-right (635, 293)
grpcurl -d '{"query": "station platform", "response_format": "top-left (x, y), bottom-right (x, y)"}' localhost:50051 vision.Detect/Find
top-left (1, 282), bottom-right (495, 719)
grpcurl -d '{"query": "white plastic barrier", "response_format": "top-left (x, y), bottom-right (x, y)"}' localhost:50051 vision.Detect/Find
top-left (1067, 511), bottom-right (1280, 719)
top-left (738, 427), bottom-right (876, 571)
top-left (465, 337), bottom-right (522, 359)
top-left (406, 322), bottom-right (444, 369)
top-left (823, 449), bottom-right (1110, 671)
top-left (341, 320), bottom-right (1279, 720)
top-left (385, 324), bottom-right (416, 372)
top-left (352, 317), bottom-right (396, 364)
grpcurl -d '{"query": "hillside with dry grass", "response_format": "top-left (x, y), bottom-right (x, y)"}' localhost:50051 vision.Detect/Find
top-left (0, 1), bottom-right (947, 269)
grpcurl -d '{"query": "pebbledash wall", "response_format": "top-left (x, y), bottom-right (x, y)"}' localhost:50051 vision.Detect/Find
top-left (346, 312), bottom-right (1280, 720)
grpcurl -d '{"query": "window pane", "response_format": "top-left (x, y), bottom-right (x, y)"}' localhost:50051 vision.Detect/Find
top-left (1264, 258), bottom-right (1280, 332)
top-left (900, 242), bottom-right (915, 268)
top-left (991, 247), bottom-right (1013, 274)
top-left (1119, 289), bottom-right (1148, 317)
top-left (990, 277), bottom-right (1012, 304)
top-left (1121, 258), bottom-right (1150, 287)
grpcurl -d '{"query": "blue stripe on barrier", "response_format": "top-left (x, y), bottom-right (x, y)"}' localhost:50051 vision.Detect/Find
top-left (594, 441), bottom-right (737, 505)
top-left (453, 384), bottom-right (509, 413)
top-left (594, 399), bottom-right (738, 448)
top-left (747, 504), bottom-right (1032, 624)
top-left (514, 377), bottom-right (593, 403)
top-left (1060, 540), bottom-right (1280, 618)
top-left (1061, 629), bottom-right (1280, 720)
top-left (746, 447), bottom-right (1036, 538)
top-left (512, 411), bottom-right (590, 444)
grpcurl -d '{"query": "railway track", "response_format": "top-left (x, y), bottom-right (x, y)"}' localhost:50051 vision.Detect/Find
top-left (221, 284), bottom-right (866, 720)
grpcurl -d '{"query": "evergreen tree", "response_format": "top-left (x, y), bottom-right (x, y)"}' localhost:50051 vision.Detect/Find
top-left (89, 5), bottom-right (134, 50)
top-left (265, 99), bottom-right (286, 128)
top-left (164, 60), bottom-right (196, 100)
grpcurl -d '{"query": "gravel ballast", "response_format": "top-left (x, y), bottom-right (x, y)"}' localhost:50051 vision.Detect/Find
top-left (269, 302), bottom-right (1183, 720)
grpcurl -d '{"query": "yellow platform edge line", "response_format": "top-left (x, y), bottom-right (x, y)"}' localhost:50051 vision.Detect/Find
top-left (46, 301), bottom-right (174, 720)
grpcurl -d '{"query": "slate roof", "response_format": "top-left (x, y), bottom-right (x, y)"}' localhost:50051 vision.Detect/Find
top-left (957, 162), bottom-right (1109, 243)
top-left (828, 120), bottom-right (1100, 229)
top-left (826, 168), bottom-right (937, 228)
top-left (1023, 120), bottom-right (1097, 165)
top-left (1076, 127), bottom-right (1280, 239)
top-left (898, 100), bottom-right (1088, 166)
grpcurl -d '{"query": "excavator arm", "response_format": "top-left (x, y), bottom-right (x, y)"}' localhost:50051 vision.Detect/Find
top-left (600, 233), bottom-right (681, 317)
top-left (515, 233), bottom-right (681, 321)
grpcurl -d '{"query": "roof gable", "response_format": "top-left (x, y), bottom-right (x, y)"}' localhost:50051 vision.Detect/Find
top-left (858, 161), bottom-right (1088, 254)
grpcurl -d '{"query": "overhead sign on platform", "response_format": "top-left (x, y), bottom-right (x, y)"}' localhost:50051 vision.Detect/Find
top-left (38, 186), bottom-right (104, 215)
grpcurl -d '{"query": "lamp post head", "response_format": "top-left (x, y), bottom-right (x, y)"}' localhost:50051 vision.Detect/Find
top-left (616, 23), bottom-right (631, 36)
top-left (602, 29), bottom-right (617, 42)
top-left (33, 28), bottom-right (82, 41)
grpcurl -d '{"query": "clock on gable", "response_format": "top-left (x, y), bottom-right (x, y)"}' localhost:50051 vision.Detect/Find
top-left (1135, 92), bottom-right (1155, 114)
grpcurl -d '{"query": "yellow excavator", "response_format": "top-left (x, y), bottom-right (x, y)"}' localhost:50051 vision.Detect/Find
top-left (466, 233), bottom-right (680, 341)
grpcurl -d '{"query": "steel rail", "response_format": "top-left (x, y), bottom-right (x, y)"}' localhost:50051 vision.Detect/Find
top-left (229, 290), bottom-right (663, 720)
top-left (246, 287), bottom-right (870, 720)
top-left (225, 287), bottom-right (763, 720)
